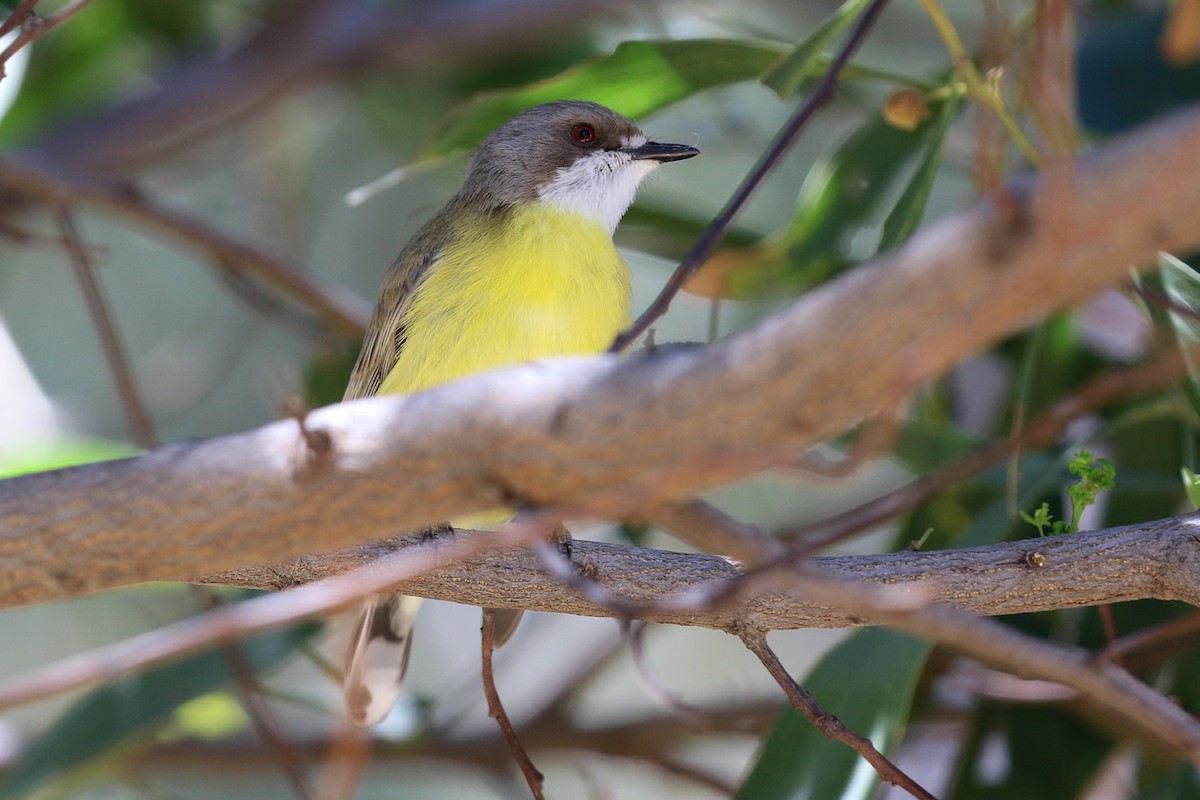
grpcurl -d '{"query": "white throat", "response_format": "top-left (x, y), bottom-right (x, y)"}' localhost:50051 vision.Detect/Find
top-left (536, 133), bottom-right (657, 235)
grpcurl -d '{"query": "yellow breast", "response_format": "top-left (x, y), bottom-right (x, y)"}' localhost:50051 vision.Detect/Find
top-left (379, 202), bottom-right (632, 395)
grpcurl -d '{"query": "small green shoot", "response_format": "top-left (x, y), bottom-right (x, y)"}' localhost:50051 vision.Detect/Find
top-left (1020, 501), bottom-right (1065, 536)
top-left (1183, 467), bottom-right (1200, 510)
top-left (1020, 449), bottom-right (1116, 536)
top-left (908, 527), bottom-right (935, 550)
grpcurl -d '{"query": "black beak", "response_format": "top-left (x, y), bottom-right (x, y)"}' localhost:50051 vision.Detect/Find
top-left (622, 141), bottom-right (700, 162)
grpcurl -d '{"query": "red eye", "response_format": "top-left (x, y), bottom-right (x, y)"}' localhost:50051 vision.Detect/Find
top-left (571, 124), bottom-right (596, 144)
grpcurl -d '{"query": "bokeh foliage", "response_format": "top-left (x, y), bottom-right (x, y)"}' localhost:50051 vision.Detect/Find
top-left (2, 0), bottom-right (1200, 798)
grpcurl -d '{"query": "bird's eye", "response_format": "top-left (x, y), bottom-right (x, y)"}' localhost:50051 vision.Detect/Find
top-left (571, 124), bottom-right (596, 145)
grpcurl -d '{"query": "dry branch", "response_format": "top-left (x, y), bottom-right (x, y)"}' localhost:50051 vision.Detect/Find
top-left (21, 0), bottom-right (619, 178)
top-left (195, 520), bottom-right (1200, 628)
top-left (4, 105), bottom-right (1200, 607)
top-left (0, 0), bottom-right (625, 340)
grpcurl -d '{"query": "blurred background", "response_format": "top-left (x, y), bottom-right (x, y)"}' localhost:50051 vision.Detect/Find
top-left (1, 0), bottom-right (1199, 797)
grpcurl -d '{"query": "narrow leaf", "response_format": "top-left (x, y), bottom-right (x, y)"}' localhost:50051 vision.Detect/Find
top-left (762, 0), bottom-right (873, 100)
top-left (878, 92), bottom-right (959, 252)
top-left (0, 625), bottom-right (317, 799)
top-left (777, 94), bottom-right (946, 290)
top-left (1159, 252), bottom-right (1200, 398)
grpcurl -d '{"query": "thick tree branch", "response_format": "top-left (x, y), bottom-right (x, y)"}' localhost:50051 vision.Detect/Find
top-left (5, 106), bottom-right (1200, 607)
top-left (194, 520), bottom-right (1200, 627)
top-left (6, 515), bottom-right (1200, 760)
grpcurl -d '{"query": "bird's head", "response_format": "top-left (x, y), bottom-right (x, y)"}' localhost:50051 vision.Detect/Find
top-left (462, 100), bottom-right (699, 234)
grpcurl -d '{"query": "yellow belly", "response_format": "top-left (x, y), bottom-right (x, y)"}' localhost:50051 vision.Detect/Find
top-left (379, 202), bottom-right (632, 395)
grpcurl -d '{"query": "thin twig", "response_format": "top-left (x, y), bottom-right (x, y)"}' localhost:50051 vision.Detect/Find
top-left (192, 589), bottom-right (314, 800)
top-left (0, 512), bottom-right (568, 711)
top-left (1133, 282), bottom-right (1200, 326)
top-left (1097, 613), bottom-right (1200, 665)
top-left (56, 208), bottom-right (157, 449)
top-left (610, 0), bottom-right (893, 351)
top-left (644, 500), bottom-right (784, 566)
top-left (1096, 604), bottom-right (1125, 670)
top-left (779, 347), bottom-right (1191, 549)
top-left (917, 0), bottom-right (1041, 164)
top-left (0, 0), bottom-right (100, 77)
top-left (532, 539), bottom-right (638, 618)
top-left (314, 722), bottom-right (371, 800)
top-left (0, 0), bottom-right (37, 39)
top-left (627, 622), bottom-right (716, 731)
top-left (1, 157), bottom-right (370, 338)
top-left (482, 608), bottom-right (545, 800)
top-left (741, 631), bottom-right (938, 800)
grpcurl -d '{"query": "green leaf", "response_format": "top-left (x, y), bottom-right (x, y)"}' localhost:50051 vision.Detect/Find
top-left (775, 94), bottom-right (948, 291)
top-left (0, 1), bottom-right (148, 144)
top-left (735, 630), bottom-right (931, 800)
top-left (0, 625), bottom-right (317, 799)
top-left (1160, 252), bottom-right (1200, 396)
top-left (424, 39), bottom-right (789, 158)
top-left (1182, 467), bottom-right (1200, 510)
top-left (877, 93), bottom-right (959, 251)
top-left (0, 437), bottom-right (138, 479)
top-left (761, 0), bottom-right (873, 100)
top-left (949, 705), bottom-right (1112, 799)
top-left (169, 692), bottom-right (250, 741)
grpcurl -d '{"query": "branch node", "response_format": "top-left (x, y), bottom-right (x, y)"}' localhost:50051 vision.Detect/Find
top-left (285, 397), bottom-right (334, 479)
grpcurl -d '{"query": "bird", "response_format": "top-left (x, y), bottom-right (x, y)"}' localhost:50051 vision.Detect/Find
top-left (341, 100), bottom-right (699, 727)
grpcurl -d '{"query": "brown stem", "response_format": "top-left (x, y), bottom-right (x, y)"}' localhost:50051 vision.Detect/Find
top-left (192, 588), bottom-right (314, 800)
top-left (481, 608), bottom-right (545, 800)
top-left (0, 0), bottom-right (37, 39)
top-left (1098, 612), bottom-right (1200, 665)
top-left (0, 0), bottom-right (100, 76)
top-left (611, 0), bottom-right (892, 351)
top-left (56, 208), bottom-right (157, 449)
top-left (741, 631), bottom-right (938, 800)
top-left (781, 347), bottom-right (1191, 549)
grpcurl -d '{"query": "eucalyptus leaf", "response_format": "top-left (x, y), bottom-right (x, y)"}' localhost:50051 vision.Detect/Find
top-left (776, 95), bottom-right (946, 290)
top-left (0, 625), bottom-right (318, 799)
top-left (762, 0), bottom-right (873, 100)
top-left (0, 437), bottom-right (138, 480)
top-left (1160, 252), bottom-right (1200, 392)
top-left (878, 93), bottom-right (959, 252)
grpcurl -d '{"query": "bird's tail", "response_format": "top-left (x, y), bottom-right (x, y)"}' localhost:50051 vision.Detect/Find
top-left (344, 593), bottom-right (423, 727)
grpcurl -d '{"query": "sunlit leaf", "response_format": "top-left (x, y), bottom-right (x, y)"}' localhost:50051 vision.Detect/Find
top-left (0, 437), bottom-right (137, 479)
top-left (167, 692), bottom-right (250, 741)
